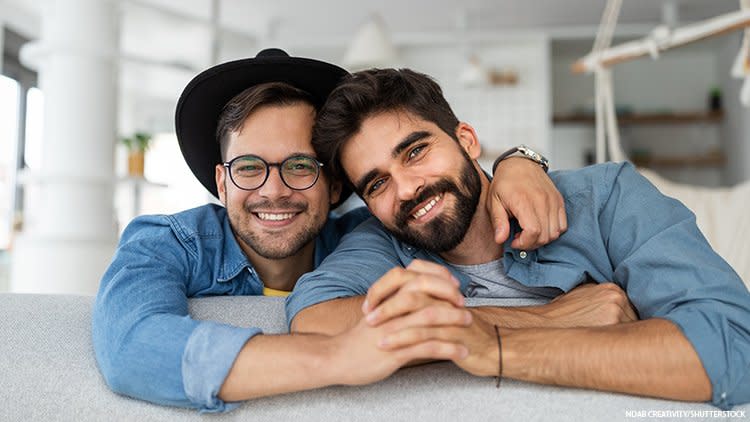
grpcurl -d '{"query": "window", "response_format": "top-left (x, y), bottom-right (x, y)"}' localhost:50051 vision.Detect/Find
top-left (0, 75), bottom-right (20, 249)
top-left (24, 87), bottom-right (43, 171)
top-left (142, 132), bottom-right (212, 214)
top-left (2, 27), bottom-right (39, 249)
top-left (114, 133), bottom-right (214, 229)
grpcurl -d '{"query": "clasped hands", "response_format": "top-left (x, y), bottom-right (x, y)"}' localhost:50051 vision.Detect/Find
top-left (336, 259), bottom-right (638, 384)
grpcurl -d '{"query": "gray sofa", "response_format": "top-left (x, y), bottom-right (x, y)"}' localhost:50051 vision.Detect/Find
top-left (2, 293), bottom-right (747, 421)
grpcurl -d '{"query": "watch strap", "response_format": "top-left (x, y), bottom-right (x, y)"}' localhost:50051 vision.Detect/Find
top-left (491, 145), bottom-right (549, 174)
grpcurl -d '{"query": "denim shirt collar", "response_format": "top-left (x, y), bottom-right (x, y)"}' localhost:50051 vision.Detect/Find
top-left (216, 211), bottom-right (337, 283)
top-left (217, 215), bottom-right (253, 283)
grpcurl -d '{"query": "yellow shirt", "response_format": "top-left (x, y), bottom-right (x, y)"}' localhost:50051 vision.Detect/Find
top-left (262, 286), bottom-right (291, 297)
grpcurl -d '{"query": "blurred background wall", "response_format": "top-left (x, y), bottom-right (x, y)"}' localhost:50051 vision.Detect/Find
top-left (1, 0), bottom-right (748, 293)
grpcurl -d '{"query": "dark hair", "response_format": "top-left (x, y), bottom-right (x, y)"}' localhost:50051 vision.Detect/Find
top-left (216, 82), bottom-right (316, 160)
top-left (313, 68), bottom-right (460, 186)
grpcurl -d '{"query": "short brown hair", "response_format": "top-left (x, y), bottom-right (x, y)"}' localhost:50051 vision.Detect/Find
top-left (216, 82), bottom-right (315, 160)
top-left (313, 68), bottom-right (460, 187)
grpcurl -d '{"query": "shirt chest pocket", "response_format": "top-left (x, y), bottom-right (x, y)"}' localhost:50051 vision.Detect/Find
top-left (507, 258), bottom-right (596, 293)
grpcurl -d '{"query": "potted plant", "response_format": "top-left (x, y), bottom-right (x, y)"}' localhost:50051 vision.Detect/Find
top-left (709, 86), bottom-right (722, 112)
top-left (121, 132), bottom-right (152, 177)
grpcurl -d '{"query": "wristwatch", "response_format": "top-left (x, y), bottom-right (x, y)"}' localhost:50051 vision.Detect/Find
top-left (492, 145), bottom-right (550, 174)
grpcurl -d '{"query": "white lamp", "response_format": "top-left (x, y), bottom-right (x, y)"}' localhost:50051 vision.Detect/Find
top-left (459, 55), bottom-right (489, 87)
top-left (342, 14), bottom-right (398, 71)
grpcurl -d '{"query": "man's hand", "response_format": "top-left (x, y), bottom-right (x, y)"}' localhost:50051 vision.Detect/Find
top-left (533, 282), bottom-right (639, 328)
top-left (374, 282), bottom-right (639, 380)
top-left (292, 260), bottom-right (466, 336)
top-left (489, 157), bottom-right (567, 249)
top-left (361, 260), bottom-right (465, 326)
top-left (330, 302), bottom-right (471, 386)
top-left (359, 259), bottom-right (500, 377)
top-left (376, 306), bottom-right (500, 377)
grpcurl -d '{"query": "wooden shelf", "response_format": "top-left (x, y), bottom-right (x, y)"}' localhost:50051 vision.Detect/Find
top-left (553, 111), bottom-right (724, 125)
top-left (631, 151), bottom-right (726, 168)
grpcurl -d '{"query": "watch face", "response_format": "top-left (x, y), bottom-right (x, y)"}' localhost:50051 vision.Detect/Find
top-left (518, 146), bottom-right (549, 171)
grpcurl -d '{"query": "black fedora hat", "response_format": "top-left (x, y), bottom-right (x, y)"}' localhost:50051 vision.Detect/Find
top-left (175, 48), bottom-right (351, 207)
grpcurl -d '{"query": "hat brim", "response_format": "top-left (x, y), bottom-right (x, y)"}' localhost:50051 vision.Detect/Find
top-left (175, 52), bottom-right (351, 208)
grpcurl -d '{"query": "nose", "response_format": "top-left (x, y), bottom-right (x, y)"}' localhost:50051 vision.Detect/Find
top-left (392, 167), bottom-right (424, 202)
top-left (256, 165), bottom-right (293, 199)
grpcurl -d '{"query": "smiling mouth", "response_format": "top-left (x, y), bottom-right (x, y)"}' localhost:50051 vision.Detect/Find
top-left (410, 194), bottom-right (442, 220)
top-left (254, 212), bottom-right (299, 221)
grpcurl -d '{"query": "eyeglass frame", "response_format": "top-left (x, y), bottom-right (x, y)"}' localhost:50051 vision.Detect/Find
top-left (222, 154), bottom-right (325, 191)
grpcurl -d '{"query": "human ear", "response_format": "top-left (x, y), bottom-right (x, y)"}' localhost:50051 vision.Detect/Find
top-left (215, 164), bottom-right (227, 205)
top-left (328, 180), bottom-right (342, 205)
top-left (455, 122), bottom-right (482, 159)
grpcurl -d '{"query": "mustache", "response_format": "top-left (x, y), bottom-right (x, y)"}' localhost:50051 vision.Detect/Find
top-left (244, 199), bottom-right (308, 213)
top-left (394, 179), bottom-right (459, 227)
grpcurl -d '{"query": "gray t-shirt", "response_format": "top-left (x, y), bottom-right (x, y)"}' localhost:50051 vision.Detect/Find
top-left (447, 258), bottom-right (562, 301)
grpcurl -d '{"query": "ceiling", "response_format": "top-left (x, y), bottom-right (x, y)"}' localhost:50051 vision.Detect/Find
top-left (6, 0), bottom-right (741, 60)
top-left (123, 0), bottom-right (740, 62)
top-left (1, 0), bottom-right (742, 131)
top-left (129, 0), bottom-right (741, 38)
top-left (221, 0), bottom-right (738, 38)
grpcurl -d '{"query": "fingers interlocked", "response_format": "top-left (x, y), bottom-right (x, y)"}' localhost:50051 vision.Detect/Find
top-left (362, 260), bottom-right (472, 351)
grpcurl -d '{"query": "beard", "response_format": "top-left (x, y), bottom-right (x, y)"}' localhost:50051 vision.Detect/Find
top-left (387, 154), bottom-right (482, 253)
top-left (227, 198), bottom-right (326, 260)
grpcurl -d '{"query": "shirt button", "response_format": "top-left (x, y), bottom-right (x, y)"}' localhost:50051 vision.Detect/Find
top-left (519, 251), bottom-right (528, 259)
top-left (721, 392), bottom-right (727, 400)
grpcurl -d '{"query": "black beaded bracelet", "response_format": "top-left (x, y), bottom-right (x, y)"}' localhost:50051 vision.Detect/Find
top-left (494, 324), bottom-right (502, 388)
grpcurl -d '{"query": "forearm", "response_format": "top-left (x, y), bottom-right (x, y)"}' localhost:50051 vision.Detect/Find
top-left (219, 333), bottom-right (337, 402)
top-left (93, 278), bottom-right (219, 409)
top-left (470, 306), bottom-right (547, 328)
top-left (291, 296), bottom-right (366, 335)
top-left (470, 282), bottom-right (639, 329)
top-left (498, 318), bottom-right (711, 401)
top-left (96, 315), bottom-right (264, 411)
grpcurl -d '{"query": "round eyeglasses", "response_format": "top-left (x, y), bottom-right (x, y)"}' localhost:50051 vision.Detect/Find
top-left (223, 154), bottom-right (324, 191)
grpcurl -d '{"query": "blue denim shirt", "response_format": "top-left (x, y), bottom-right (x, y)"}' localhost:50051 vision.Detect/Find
top-left (92, 204), bottom-right (370, 412)
top-left (286, 162), bottom-right (750, 409)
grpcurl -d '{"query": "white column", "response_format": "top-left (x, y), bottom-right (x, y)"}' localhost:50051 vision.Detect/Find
top-left (0, 22), bottom-right (5, 72)
top-left (11, 0), bottom-right (119, 294)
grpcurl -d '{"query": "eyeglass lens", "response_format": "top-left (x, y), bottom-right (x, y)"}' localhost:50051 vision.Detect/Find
top-left (230, 156), bottom-right (319, 190)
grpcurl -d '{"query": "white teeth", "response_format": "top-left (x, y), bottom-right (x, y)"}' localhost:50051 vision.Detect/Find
top-left (257, 212), bottom-right (296, 221)
top-left (412, 195), bottom-right (441, 219)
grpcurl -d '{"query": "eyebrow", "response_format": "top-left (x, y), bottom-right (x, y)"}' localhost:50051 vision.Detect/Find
top-left (281, 151), bottom-right (317, 160)
top-left (230, 151), bottom-right (317, 162)
top-left (353, 131), bottom-right (432, 195)
top-left (392, 131), bottom-right (431, 158)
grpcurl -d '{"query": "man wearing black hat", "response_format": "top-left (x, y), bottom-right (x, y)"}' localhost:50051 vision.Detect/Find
top-left (91, 49), bottom-right (568, 412)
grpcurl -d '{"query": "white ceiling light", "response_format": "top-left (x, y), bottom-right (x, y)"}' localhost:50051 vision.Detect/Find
top-left (342, 14), bottom-right (398, 71)
top-left (459, 55), bottom-right (489, 87)
top-left (457, 7), bottom-right (489, 88)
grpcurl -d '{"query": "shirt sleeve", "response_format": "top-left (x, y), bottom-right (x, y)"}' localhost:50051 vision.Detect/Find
top-left (599, 162), bottom-right (750, 409)
top-left (91, 217), bottom-right (261, 412)
top-left (285, 217), bottom-right (402, 328)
